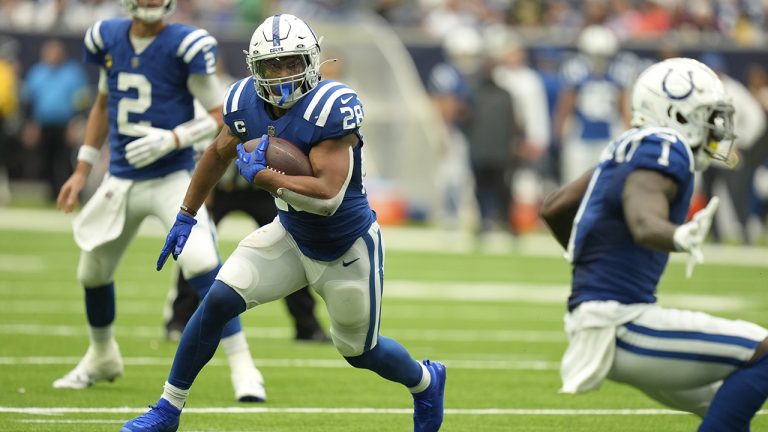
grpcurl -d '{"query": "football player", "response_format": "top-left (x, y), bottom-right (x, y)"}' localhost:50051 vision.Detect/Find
top-left (554, 25), bottom-right (631, 183)
top-left (121, 14), bottom-right (446, 432)
top-left (541, 58), bottom-right (768, 430)
top-left (54, 0), bottom-right (266, 402)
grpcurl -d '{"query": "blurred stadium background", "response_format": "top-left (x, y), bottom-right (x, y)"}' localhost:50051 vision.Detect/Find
top-left (1, 0), bottom-right (767, 431)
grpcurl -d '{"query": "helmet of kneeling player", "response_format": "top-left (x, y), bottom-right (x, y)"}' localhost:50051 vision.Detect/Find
top-left (631, 57), bottom-right (736, 171)
top-left (121, 0), bottom-right (176, 23)
top-left (246, 14), bottom-right (321, 109)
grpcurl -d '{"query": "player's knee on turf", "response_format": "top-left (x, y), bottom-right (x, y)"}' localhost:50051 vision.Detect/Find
top-left (323, 284), bottom-right (370, 357)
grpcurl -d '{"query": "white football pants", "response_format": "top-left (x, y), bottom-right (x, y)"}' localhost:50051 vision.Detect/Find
top-left (608, 306), bottom-right (768, 416)
top-left (76, 170), bottom-right (220, 287)
top-left (218, 219), bottom-right (384, 357)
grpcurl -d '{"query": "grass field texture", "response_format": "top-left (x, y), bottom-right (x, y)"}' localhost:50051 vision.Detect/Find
top-left (0, 213), bottom-right (766, 431)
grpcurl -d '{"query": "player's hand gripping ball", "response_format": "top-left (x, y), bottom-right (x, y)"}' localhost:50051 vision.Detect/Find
top-left (242, 135), bottom-right (313, 177)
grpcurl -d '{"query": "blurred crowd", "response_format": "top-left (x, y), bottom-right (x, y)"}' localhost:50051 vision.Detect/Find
top-left (412, 0), bottom-right (768, 46)
top-left (425, 22), bottom-right (768, 245)
top-left (1, 0), bottom-right (767, 45)
top-left (1, 0), bottom-right (768, 245)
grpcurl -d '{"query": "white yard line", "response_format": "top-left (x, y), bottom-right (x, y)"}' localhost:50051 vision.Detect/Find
top-left (0, 356), bottom-right (559, 370)
top-left (0, 255), bottom-right (45, 272)
top-left (2, 407), bottom-right (766, 416)
top-left (0, 324), bottom-right (566, 342)
top-left (0, 281), bottom-right (752, 312)
top-left (2, 208), bottom-right (767, 265)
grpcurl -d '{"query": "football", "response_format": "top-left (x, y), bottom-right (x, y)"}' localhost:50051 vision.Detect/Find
top-left (243, 136), bottom-right (313, 176)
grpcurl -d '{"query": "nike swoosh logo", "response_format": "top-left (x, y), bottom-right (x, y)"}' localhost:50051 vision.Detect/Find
top-left (340, 95), bottom-right (353, 104)
top-left (342, 258), bottom-right (360, 267)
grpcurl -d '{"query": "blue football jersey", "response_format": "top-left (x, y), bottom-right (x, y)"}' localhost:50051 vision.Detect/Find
top-left (561, 54), bottom-right (625, 141)
top-left (83, 19), bottom-right (218, 180)
top-left (222, 79), bottom-right (374, 261)
top-left (566, 127), bottom-right (695, 310)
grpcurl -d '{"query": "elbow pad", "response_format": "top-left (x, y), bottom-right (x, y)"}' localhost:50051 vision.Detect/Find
top-left (275, 147), bottom-right (353, 216)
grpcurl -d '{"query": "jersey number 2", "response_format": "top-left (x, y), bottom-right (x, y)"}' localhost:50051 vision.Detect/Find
top-left (117, 72), bottom-right (152, 137)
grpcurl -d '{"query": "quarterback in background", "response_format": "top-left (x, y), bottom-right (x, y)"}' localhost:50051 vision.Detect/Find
top-left (54, 0), bottom-right (266, 403)
top-left (540, 58), bottom-right (768, 430)
top-left (121, 14), bottom-right (446, 432)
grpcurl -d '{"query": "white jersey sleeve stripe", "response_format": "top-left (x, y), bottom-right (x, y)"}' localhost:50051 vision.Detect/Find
top-left (182, 36), bottom-right (217, 64)
top-left (84, 27), bottom-right (97, 54)
top-left (176, 29), bottom-right (208, 57)
top-left (221, 82), bottom-right (237, 116)
top-left (91, 21), bottom-right (104, 50)
top-left (303, 83), bottom-right (343, 121)
top-left (230, 78), bottom-right (250, 114)
top-left (316, 88), bottom-right (355, 127)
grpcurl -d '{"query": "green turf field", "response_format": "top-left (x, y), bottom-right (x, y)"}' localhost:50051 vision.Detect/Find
top-left (0, 217), bottom-right (766, 431)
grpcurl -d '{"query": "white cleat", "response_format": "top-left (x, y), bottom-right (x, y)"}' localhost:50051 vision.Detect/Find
top-left (232, 365), bottom-right (267, 402)
top-left (52, 342), bottom-right (124, 389)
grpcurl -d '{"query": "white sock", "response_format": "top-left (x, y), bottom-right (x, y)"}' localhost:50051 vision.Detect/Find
top-left (161, 381), bottom-right (189, 411)
top-left (89, 325), bottom-right (114, 354)
top-left (221, 331), bottom-right (254, 371)
top-left (409, 361), bottom-right (431, 394)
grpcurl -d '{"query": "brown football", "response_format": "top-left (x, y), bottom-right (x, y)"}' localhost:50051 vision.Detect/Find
top-left (243, 136), bottom-right (313, 176)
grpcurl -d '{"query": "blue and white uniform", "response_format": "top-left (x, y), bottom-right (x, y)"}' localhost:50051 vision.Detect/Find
top-left (568, 127), bottom-right (695, 310)
top-left (217, 79), bottom-right (383, 356)
top-left (84, 18), bottom-right (216, 179)
top-left (75, 19), bottom-right (220, 283)
top-left (560, 127), bottom-right (768, 416)
top-left (222, 78), bottom-right (374, 261)
top-left (560, 54), bottom-right (627, 183)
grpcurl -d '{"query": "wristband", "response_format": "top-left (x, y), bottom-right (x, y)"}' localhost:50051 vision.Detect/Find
top-left (180, 204), bottom-right (197, 217)
top-left (77, 145), bottom-right (101, 165)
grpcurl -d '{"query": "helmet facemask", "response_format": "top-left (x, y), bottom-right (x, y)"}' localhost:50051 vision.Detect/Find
top-left (245, 14), bottom-right (321, 109)
top-left (247, 49), bottom-right (320, 109)
top-left (676, 102), bottom-right (736, 171)
top-left (701, 103), bottom-right (737, 169)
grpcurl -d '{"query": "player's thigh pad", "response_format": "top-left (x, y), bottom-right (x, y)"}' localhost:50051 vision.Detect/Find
top-left (76, 183), bottom-right (146, 287)
top-left (77, 223), bottom-right (142, 287)
top-left (311, 223), bottom-right (384, 357)
top-left (217, 221), bottom-right (307, 309)
top-left (609, 306), bottom-right (768, 391)
top-left (151, 171), bottom-right (220, 277)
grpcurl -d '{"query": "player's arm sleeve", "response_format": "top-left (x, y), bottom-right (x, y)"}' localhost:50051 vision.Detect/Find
top-left (220, 78), bottom-right (251, 136)
top-left (83, 20), bottom-right (107, 66)
top-left (177, 28), bottom-right (217, 75)
top-left (173, 71), bottom-right (226, 150)
top-left (630, 135), bottom-right (693, 186)
top-left (308, 85), bottom-right (364, 140)
top-left (621, 135), bottom-right (690, 251)
top-left (188, 73), bottom-right (224, 111)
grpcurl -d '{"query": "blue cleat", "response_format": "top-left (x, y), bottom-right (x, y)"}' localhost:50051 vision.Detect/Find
top-left (413, 359), bottom-right (447, 432)
top-left (120, 399), bottom-right (180, 432)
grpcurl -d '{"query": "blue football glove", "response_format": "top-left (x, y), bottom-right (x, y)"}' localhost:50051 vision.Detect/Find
top-left (157, 211), bottom-right (197, 271)
top-left (236, 134), bottom-right (269, 184)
